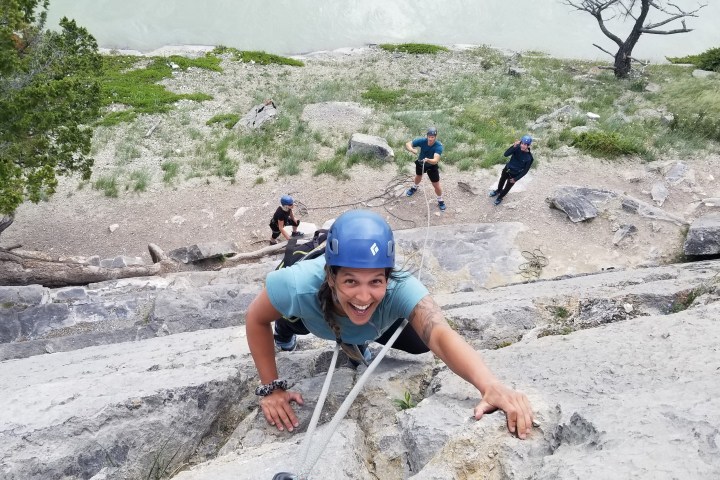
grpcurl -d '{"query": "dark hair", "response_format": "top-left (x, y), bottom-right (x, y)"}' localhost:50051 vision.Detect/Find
top-left (317, 265), bottom-right (396, 340)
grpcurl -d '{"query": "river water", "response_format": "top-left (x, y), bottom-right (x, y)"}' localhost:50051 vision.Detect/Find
top-left (46, 0), bottom-right (719, 60)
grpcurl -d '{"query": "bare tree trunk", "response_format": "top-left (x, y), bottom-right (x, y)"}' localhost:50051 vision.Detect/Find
top-left (0, 214), bottom-right (13, 238)
top-left (0, 244), bottom-right (179, 287)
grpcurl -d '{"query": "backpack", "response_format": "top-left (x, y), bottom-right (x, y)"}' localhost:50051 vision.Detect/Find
top-left (275, 229), bottom-right (328, 270)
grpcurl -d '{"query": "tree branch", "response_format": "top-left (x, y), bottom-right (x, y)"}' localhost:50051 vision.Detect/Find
top-left (593, 43), bottom-right (616, 58)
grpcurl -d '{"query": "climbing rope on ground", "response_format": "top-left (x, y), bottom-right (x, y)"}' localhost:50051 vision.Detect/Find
top-left (518, 249), bottom-right (549, 279)
top-left (297, 174), bottom-right (420, 228)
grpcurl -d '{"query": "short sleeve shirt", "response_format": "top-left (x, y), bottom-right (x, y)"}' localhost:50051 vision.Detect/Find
top-left (265, 256), bottom-right (428, 345)
top-left (412, 137), bottom-right (444, 162)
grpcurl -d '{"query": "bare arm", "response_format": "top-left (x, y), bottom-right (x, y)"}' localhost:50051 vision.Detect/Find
top-left (409, 295), bottom-right (534, 438)
top-left (405, 140), bottom-right (418, 155)
top-left (424, 153), bottom-right (441, 165)
top-left (276, 219), bottom-right (291, 240)
top-left (246, 288), bottom-right (304, 431)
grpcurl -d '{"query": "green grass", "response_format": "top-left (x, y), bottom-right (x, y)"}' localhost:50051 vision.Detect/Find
top-left (314, 156), bottom-right (350, 179)
top-left (212, 46), bottom-right (304, 66)
top-left (93, 175), bottom-right (119, 197)
top-left (128, 169), bottom-right (150, 192)
top-left (99, 55), bottom-right (216, 124)
top-left (161, 161), bottom-right (180, 184)
top-left (207, 113), bottom-right (241, 129)
top-left (379, 43), bottom-right (449, 55)
top-left (362, 85), bottom-right (406, 105)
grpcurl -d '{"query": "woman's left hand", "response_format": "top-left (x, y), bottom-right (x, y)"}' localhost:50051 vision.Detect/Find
top-left (473, 381), bottom-right (533, 439)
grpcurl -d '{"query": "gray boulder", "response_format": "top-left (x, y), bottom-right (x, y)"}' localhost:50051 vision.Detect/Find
top-left (684, 213), bottom-right (720, 256)
top-left (241, 100), bottom-right (277, 129)
top-left (546, 186), bottom-right (617, 222)
top-left (347, 133), bottom-right (394, 161)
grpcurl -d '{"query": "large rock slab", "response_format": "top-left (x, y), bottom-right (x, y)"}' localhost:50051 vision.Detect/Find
top-left (301, 101), bottom-right (371, 133)
top-left (684, 213), bottom-right (720, 256)
top-left (546, 186), bottom-right (617, 222)
top-left (0, 327), bottom-right (255, 480)
top-left (394, 223), bottom-right (527, 291)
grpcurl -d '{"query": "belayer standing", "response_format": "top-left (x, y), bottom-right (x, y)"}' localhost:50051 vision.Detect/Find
top-left (269, 195), bottom-right (304, 245)
top-left (405, 127), bottom-right (446, 211)
top-left (247, 209), bottom-right (534, 437)
top-left (490, 135), bottom-right (534, 205)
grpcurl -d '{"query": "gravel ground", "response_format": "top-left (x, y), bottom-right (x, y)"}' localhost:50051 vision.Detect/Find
top-left (3, 47), bottom-right (719, 285)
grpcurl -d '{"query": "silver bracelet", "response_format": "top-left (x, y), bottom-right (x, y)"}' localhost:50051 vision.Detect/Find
top-left (255, 379), bottom-right (288, 396)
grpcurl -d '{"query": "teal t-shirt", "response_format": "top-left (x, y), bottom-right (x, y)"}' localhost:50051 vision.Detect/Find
top-left (412, 137), bottom-right (444, 162)
top-left (265, 256), bottom-right (428, 345)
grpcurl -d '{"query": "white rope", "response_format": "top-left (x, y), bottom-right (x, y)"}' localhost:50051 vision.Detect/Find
top-left (296, 320), bottom-right (409, 479)
top-left (289, 145), bottom-right (436, 480)
top-left (296, 343), bottom-right (340, 469)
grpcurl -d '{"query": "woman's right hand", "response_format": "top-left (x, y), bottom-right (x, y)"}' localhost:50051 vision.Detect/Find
top-left (259, 389), bottom-right (304, 432)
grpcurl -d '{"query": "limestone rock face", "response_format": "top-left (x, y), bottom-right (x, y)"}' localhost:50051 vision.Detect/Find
top-left (1, 225), bottom-right (720, 480)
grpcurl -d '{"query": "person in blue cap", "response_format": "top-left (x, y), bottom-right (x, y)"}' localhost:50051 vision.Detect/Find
top-left (247, 209), bottom-right (534, 438)
top-left (405, 127), bottom-right (446, 211)
top-left (489, 135), bottom-right (534, 205)
top-left (269, 195), bottom-right (304, 245)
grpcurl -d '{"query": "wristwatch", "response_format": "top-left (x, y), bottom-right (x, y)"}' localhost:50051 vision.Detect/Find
top-left (255, 379), bottom-right (288, 396)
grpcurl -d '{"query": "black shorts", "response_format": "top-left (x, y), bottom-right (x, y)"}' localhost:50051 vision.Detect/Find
top-left (415, 161), bottom-right (440, 183)
top-left (269, 218), bottom-right (299, 234)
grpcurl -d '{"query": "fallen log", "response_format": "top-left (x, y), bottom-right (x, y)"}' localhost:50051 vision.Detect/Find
top-left (222, 242), bottom-right (286, 264)
top-left (0, 244), bottom-right (179, 287)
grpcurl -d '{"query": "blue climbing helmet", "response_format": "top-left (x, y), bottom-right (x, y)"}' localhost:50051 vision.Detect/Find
top-left (325, 210), bottom-right (395, 269)
top-left (280, 195), bottom-right (294, 206)
top-left (520, 135), bottom-right (533, 145)
top-left (427, 126), bottom-right (438, 136)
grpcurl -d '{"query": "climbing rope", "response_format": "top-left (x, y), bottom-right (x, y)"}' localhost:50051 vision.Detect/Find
top-left (518, 249), bottom-right (549, 279)
top-left (286, 155), bottom-right (435, 480)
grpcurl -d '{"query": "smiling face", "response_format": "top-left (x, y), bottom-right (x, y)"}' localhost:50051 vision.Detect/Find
top-left (328, 267), bottom-right (389, 325)
top-left (520, 142), bottom-right (530, 152)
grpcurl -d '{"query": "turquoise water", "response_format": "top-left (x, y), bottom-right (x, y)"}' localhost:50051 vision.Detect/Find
top-left (46, 0), bottom-right (719, 60)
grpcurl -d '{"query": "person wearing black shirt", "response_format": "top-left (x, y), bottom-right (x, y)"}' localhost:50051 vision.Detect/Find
top-left (269, 195), bottom-right (303, 245)
top-left (490, 135), bottom-right (534, 205)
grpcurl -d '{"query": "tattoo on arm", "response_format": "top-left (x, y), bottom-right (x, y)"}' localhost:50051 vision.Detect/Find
top-left (410, 296), bottom-right (446, 344)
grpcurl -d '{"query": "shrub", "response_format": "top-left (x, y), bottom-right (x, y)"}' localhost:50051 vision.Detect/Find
top-left (668, 47), bottom-right (720, 72)
top-left (161, 161), bottom-right (180, 183)
top-left (379, 43), bottom-right (449, 55)
top-left (571, 131), bottom-right (646, 158)
top-left (207, 113), bottom-right (240, 129)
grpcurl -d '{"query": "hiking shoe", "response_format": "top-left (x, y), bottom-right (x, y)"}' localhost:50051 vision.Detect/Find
top-left (269, 239), bottom-right (278, 245)
top-left (494, 197), bottom-right (503, 206)
top-left (406, 186), bottom-right (418, 197)
top-left (275, 334), bottom-right (297, 352)
top-left (344, 344), bottom-right (373, 367)
top-left (291, 231), bottom-right (305, 237)
top-left (438, 200), bottom-right (446, 211)
top-left (489, 190), bottom-right (499, 197)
